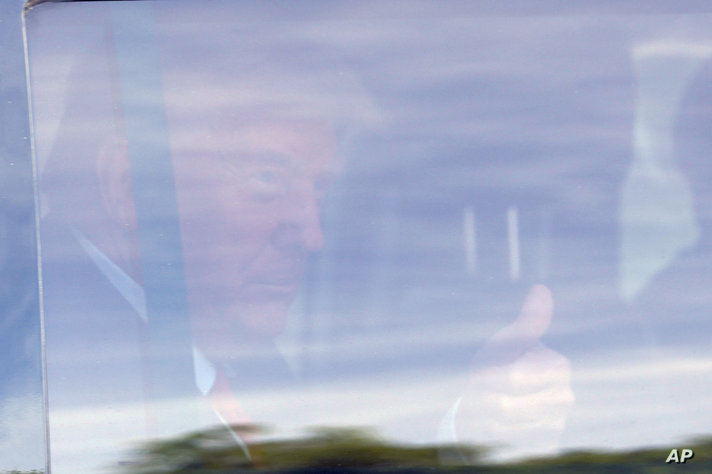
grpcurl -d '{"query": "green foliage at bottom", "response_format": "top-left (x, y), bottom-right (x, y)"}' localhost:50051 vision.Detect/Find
top-left (118, 425), bottom-right (712, 473)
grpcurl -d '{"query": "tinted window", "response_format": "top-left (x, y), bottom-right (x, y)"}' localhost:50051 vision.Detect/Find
top-left (24, 1), bottom-right (712, 471)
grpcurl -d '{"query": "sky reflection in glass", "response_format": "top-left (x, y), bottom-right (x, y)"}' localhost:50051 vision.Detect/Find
top-left (23, 2), bottom-right (712, 471)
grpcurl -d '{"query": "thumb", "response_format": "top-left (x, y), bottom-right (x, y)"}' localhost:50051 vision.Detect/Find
top-left (472, 284), bottom-right (554, 369)
top-left (503, 284), bottom-right (553, 341)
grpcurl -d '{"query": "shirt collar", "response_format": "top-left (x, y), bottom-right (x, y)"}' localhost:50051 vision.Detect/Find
top-left (193, 346), bottom-right (217, 395)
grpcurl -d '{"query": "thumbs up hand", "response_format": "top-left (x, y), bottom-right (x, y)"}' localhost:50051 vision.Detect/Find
top-left (456, 284), bottom-right (574, 462)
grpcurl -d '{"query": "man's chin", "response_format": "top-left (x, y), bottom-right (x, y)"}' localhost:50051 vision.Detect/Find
top-left (222, 299), bottom-right (291, 340)
top-left (239, 308), bottom-right (289, 339)
top-left (191, 297), bottom-right (293, 360)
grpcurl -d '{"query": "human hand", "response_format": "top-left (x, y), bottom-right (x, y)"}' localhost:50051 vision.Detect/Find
top-left (456, 284), bottom-right (574, 462)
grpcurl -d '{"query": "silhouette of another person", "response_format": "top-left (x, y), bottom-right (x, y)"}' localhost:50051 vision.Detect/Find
top-left (629, 58), bottom-right (712, 441)
top-left (634, 60), bottom-right (712, 351)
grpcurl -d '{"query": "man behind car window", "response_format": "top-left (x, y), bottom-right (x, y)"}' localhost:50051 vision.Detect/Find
top-left (39, 9), bottom-right (573, 470)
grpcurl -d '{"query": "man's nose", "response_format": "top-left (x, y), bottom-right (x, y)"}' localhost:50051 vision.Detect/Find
top-left (272, 193), bottom-right (324, 253)
top-left (298, 197), bottom-right (324, 252)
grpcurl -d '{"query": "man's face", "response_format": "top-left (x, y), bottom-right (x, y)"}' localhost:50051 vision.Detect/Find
top-left (170, 119), bottom-right (337, 348)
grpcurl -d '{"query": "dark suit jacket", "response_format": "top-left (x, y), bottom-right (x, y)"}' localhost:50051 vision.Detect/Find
top-left (41, 220), bottom-right (244, 472)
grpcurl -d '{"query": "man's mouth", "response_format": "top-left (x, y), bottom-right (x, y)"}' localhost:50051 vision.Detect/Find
top-left (239, 258), bottom-right (309, 300)
top-left (243, 279), bottom-right (301, 300)
top-left (253, 281), bottom-right (298, 291)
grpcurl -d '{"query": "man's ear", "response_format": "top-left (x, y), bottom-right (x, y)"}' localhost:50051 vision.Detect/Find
top-left (96, 136), bottom-right (137, 230)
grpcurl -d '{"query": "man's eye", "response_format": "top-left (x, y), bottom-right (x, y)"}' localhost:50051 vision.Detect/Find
top-left (247, 170), bottom-right (288, 200)
top-left (250, 170), bottom-right (279, 185)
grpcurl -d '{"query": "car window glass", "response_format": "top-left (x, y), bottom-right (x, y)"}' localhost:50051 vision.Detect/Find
top-left (24, 1), bottom-right (712, 471)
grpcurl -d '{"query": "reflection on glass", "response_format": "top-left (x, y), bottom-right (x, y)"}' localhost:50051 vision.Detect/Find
top-left (0, 4), bottom-right (46, 473)
top-left (25, 1), bottom-right (712, 472)
top-left (0, 207), bottom-right (46, 473)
